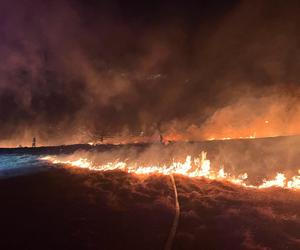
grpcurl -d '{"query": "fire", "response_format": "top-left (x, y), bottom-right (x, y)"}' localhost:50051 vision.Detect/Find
top-left (41, 153), bottom-right (300, 190)
top-left (287, 170), bottom-right (300, 189)
top-left (214, 134), bottom-right (257, 141)
top-left (258, 173), bottom-right (286, 189)
top-left (207, 135), bottom-right (257, 141)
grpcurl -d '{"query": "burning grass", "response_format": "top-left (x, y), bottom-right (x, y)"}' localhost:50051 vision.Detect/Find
top-left (41, 151), bottom-right (300, 190)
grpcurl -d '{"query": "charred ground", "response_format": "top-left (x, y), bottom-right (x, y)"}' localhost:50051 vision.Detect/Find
top-left (1, 136), bottom-right (300, 249)
top-left (0, 165), bottom-right (300, 250)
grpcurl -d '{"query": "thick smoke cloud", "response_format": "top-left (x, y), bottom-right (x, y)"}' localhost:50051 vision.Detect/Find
top-left (0, 0), bottom-right (300, 147)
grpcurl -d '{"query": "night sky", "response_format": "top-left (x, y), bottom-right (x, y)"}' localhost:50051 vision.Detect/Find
top-left (1, 0), bottom-right (300, 146)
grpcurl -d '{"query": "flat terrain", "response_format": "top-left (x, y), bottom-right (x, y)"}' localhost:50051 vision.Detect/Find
top-left (1, 136), bottom-right (300, 250)
top-left (0, 168), bottom-right (173, 250)
top-left (1, 166), bottom-right (300, 250)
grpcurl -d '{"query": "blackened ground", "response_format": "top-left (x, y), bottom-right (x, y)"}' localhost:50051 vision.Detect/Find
top-left (0, 167), bottom-right (174, 250)
top-left (0, 166), bottom-right (300, 250)
top-left (174, 176), bottom-right (300, 250)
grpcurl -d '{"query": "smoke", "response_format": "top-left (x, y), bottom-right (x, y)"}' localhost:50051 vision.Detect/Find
top-left (1, 0), bottom-right (300, 147)
top-left (43, 134), bottom-right (300, 186)
top-left (163, 88), bottom-right (300, 141)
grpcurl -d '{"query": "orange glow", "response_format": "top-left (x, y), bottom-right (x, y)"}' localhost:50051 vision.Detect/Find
top-left (41, 153), bottom-right (300, 190)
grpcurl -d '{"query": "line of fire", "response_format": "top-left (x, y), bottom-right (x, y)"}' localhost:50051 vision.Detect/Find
top-left (1, 1), bottom-right (300, 250)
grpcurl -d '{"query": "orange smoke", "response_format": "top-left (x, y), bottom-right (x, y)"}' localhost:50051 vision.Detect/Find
top-left (161, 93), bottom-right (300, 142)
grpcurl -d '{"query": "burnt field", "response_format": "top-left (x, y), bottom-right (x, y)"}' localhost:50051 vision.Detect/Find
top-left (0, 167), bottom-right (300, 250)
top-left (0, 136), bottom-right (300, 250)
top-left (2, 0), bottom-right (300, 249)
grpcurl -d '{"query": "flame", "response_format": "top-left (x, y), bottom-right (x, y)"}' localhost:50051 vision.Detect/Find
top-left (41, 153), bottom-right (300, 190)
top-left (258, 173), bottom-right (286, 188)
top-left (208, 134), bottom-right (257, 141)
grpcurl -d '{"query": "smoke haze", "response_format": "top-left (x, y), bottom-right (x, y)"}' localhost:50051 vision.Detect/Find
top-left (1, 0), bottom-right (300, 146)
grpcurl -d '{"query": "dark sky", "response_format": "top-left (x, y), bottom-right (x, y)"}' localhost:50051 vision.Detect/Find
top-left (0, 0), bottom-right (300, 146)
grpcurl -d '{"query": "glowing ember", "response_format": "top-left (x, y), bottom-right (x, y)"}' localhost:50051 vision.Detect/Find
top-left (41, 153), bottom-right (300, 190)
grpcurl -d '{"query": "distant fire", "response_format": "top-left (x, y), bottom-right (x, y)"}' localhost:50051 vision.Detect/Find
top-left (41, 152), bottom-right (300, 190)
top-left (208, 134), bottom-right (256, 141)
